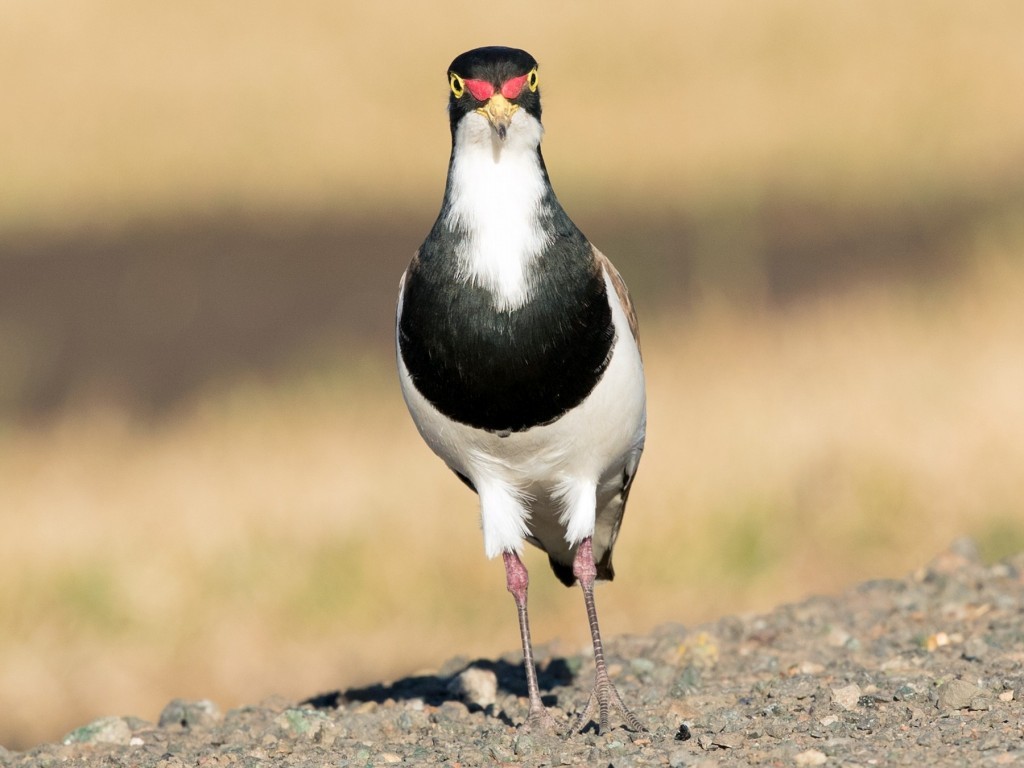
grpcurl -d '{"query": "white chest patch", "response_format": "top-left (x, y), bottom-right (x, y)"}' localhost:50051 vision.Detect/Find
top-left (444, 111), bottom-right (549, 311)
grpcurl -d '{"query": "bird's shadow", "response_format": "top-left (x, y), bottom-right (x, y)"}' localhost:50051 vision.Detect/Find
top-left (302, 657), bottom-right (575, 726)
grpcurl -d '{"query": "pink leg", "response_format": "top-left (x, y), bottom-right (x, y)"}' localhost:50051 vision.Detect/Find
top-left (503, 551), bottom-right (559, 730)
top-left (569, 537), bottom-right (646, 734)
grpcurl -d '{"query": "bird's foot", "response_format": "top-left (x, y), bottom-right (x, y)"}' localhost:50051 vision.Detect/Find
top-left (522, 704), bottom-right (561, 734)
top-left (567, 676), bottom-right (646, 735)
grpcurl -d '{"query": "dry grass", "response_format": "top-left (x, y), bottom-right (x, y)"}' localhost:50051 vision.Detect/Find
top-left (3, 0), bottom-right (1024, 751)
top-left (3, 237), bottom-right (1024, 748)
top-left (3, 0), bottom-right (1024, 228)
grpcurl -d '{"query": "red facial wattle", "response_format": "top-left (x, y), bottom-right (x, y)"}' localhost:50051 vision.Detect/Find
top-left (463, 79), bottom-right (495, 101)
top-left (462, 74), bottom-right (530, 102)
top-left (501, 74), bottom-right (529, 99)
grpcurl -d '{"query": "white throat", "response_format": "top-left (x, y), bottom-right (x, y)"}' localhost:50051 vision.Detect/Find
top-left (443, 110), bottom-right (549, 312)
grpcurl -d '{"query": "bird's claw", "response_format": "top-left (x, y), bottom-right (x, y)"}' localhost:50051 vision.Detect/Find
top-left (567, 678), bottom-right (646, 735)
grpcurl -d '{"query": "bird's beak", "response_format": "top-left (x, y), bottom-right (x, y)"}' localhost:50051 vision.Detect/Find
top-left (476, 94), bottom-right (519, 141)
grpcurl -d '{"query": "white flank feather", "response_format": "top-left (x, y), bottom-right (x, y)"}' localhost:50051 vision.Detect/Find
top-left (477, 478), bottom-right (533, 559)
top-left (554, 478), bottom-right (599, 547)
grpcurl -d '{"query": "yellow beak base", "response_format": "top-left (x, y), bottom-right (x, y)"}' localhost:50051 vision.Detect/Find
top-left (476, 94), bottom-right (519, 140)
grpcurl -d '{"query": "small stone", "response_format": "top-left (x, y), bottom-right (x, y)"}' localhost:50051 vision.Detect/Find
top-left (489, 744), bottom-right (514, 762)
top-left (906, 706), bottom-right (926, 726)
top-left (998, 690), bottom-right (1014, 702)
top-left (893, 683), bottom-right (918, 701)
top-left (794, 748), bottom-right (828, 765)
top-left (397, 709), bottom-right (428, 730)
top-left (711, 732), bottom-right (744, 749)
top-left (967, 696), bottom-right (991, 711)
top-left (826, 627), bottom-right (852, 648)
top-left (936, 679), bottom-right (986, 710)
top-left (64, 716), bottom-right (133, 745)
top-left (447, 666), bottom-right (498, 708)
top-left (379, 752), bottom-right (402, 764)
top-left (831, 683), bottom-right (862, 711)
top-left (962, 637), bottom-right (989, 661)
top-left (158, 699), bottom-right (221, 729)
top-left (275, 707), bottom-right (335, 741)
top-left (514, 733), bottom-right (535, 755)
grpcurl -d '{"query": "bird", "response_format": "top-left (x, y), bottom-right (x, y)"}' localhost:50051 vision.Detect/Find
top-left (396, 46), bottom-right (646, 734)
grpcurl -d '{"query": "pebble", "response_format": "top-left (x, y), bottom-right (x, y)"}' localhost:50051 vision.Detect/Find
top-left (446, 666), bottom-right (498, 708)
top-left (794, 748), bottom-right (828, 765)
top-left (936, 679), bottom-right (986, 711)
top-left (63, 716), bottom-right (134, 746)
top-left (830, 683), bottom-right (862, 711)
top-left (9, 540), bottom-right (1024, 768)
top-left (513, 733), bottom-right (535, 755)
top-left (158, 699), bottom-right (222, 729)
top-left (961, 636), bottom-right (989, 661)
top-left (711, 731), bottom-right (744, 749)
top-left (275, 706), bottom-right (335, 743)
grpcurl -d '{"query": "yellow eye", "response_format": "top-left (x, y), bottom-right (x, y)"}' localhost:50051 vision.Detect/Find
top-left (449, 72), bottom-right (465, 98)
top-left (527, 67), bottom-right (539, 92)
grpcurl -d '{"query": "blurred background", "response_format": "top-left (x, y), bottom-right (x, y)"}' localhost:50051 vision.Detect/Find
top-left (3, 0), bottom-right (1024, 750)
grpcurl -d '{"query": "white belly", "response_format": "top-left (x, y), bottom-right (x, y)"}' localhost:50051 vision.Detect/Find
top-left (397, 270), bottom-right (646, 560)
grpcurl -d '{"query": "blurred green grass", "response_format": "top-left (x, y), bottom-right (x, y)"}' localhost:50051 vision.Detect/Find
top-left (2, 0), bottom-right (1024, 752)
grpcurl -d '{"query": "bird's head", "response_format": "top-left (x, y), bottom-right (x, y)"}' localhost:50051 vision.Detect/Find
top-left (446, 47), bottom-right (541, 145)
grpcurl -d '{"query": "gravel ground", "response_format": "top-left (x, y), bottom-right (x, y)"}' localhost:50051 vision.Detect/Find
top-left (5, 538), bottom-right (1023, 767)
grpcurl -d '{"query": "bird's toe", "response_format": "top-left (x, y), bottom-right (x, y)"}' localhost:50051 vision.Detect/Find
top-left (523, 705), bottom-right (562, 734)
top-left (569, 680), bottom-right (646, 735)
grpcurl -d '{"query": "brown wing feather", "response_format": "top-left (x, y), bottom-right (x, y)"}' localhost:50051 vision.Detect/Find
top-left (592, 246), bottom-right (641, 352)
top-left (398, 249), bottom-right (419, 293)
